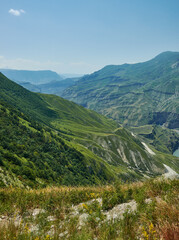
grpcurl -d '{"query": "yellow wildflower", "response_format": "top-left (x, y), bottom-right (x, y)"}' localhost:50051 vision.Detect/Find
top-left (45, 235), bottom-right (51, 240)
top-left (82, 203), bottom-right (88, 210)
top-left (149, 223), bottom-right (154, 231)
top-left (34, 237), bottom-right (40, 240)
top-left (90, 193), bottom-right (96, 198)
top-left (24, 223), bottom-right (30, 233)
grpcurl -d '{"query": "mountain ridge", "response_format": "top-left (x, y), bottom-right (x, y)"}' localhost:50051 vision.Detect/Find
top-left (62, 51), bottom-right (179, 129)
top-left (0, 69), bottom-right (64, 84)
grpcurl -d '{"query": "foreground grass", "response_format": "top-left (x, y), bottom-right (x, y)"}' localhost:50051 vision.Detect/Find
top-left (0, 178), bottom-right (178, 240)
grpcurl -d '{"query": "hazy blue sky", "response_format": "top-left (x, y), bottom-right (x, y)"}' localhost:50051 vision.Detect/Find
top-left (0, 0), bottom-right (179, 74)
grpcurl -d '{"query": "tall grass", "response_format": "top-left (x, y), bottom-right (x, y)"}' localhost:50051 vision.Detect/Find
top-left (0, 178), bottom-right (178, 239)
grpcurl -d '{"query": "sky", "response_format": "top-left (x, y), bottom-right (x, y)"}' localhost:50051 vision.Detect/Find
top-left (0, 0), bottom-right (179, 74)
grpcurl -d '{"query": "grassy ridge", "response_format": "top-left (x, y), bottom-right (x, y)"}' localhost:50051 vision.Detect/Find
top-left (0, 73), bottom-right (58, 125)
top-left (40, 94), bottom-right (117, 131)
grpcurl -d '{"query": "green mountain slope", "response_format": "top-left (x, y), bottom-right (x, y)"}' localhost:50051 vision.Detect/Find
top-left (0, 72), bottom-right (178, 186)
top-left (62, 51), bottom-right (179, 129)
top-left (0, 72), bottom-right (58, 124)
top-left (0, 101), bottom-right (117, 187)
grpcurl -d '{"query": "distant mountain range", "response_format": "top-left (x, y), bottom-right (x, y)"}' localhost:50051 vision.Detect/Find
top-left (1, 72), bottom-right (178, 187)
top-left (20, 77), bottom-right (80, 95)
top-left (62, 51), bottom-right (179, 129)
top-left (0, 69), bottom-right (64, 84)
top-left (0, 69), bottom-right (81, 95)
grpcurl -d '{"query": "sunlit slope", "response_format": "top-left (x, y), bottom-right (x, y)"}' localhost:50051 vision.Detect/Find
top-left (0, 72), bottom-right (57, 125)
top-left (41, 94), bottom-right (179, 177)
top-left (0, 101), bottom-right (119, 186)
top-left (0, 72), bottom-right (179, 186)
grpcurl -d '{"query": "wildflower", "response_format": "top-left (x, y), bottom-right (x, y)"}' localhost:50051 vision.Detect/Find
top-left (142, 226), bottom-right (149, 240)
top-left (149, 223), bottom-right (154, 231)
top-left (24, 223), bottom-right (30, 233)
top-left (142, 223), bottom-right (157, 240)
top-left (82, 203), bottom-right (88, 210)
top-left (149, 222), bottom-right (156, 234)
top-left (34, 237), bottom-right (40, 240)
top-left (90, 193), bottom-right (96, 198)
top-left (45, 235), bottom-right (51, 240)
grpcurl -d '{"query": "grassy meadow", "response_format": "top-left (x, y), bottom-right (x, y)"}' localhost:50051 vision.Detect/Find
top-left (0, 178), bottom-right (178, 240)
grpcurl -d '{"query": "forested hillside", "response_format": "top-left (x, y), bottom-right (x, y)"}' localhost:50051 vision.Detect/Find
top-left (0, 101), bottom-right (118, 187)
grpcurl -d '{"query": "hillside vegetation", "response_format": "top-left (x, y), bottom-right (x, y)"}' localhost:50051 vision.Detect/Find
top-left (0, 100), bottom-right (118, 187)
top-left (0, 72), bottom-right (179, 187)
top-left (62, 51), bottom-right (179, 129)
